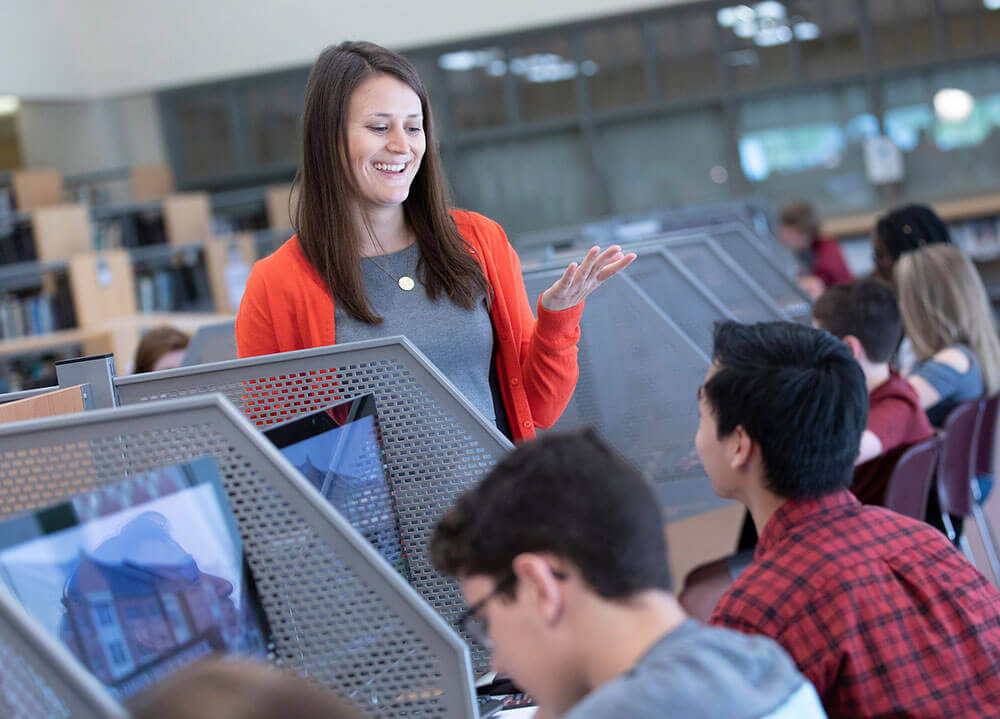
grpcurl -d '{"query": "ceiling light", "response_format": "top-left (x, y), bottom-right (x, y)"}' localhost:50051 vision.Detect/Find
top-left (755, 25), bottom-right (793, 46)
top-left (0, 96), bottom-right (20, 116)
top-left (438, 49), bottom-right (502, 72)
top-left (794, 21), bottom-right (821, 40)
top-left (933, 88), bottom-right (975, 123)
top-left (754, 1), bottom-right (787, 20)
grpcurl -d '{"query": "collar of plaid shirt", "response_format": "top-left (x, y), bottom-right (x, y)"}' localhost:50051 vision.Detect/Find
top-left (755, 489), bottom-right (857, 562)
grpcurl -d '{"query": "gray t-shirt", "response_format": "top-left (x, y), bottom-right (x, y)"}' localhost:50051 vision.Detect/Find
top-left (561, 620), bottom-right (825, 719)
top-left (334, 243), bottom-right (496, 421)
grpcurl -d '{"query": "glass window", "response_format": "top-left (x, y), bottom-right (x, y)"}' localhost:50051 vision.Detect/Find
top-left (794, 0), bottom-right (864, 79)
top-left (452, 131), bottom-right (604, 236)
top-left (885, 63), bottom-right (1000, 200)
top-left (509, 32), bottom-right (579, 122)
top-left (599, 109), bottom-right (734, 215)
top-left (95, 603), bottom-right (114, 626)
top-left (650, 12), bottom-right (720, 100)
top-left (244, 73), bottom-right (307, 168)
top-left (171, 89), bottom-right (239, 183)
top-left (869, 0), bottom-right (938, 69)
top-left (581, 21), bottom-right (648, 111)
top-left (437, 45), bottom-right (509, 131)
top-left (737, 86), bottom-right (878, 215)
top-left (108, 641), bottom-right (127, 665)
top-left (716, 1), bottom-right (794, 91)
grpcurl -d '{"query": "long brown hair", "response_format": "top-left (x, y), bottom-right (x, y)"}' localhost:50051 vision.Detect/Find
top-left (896, 244), bottom-right (1000, 394)
top-left (295, 41), bottom-right (488, 324)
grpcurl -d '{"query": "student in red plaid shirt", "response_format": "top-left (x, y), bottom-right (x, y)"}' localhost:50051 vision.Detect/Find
top-left (697, 320), bottom-right (1000, 718)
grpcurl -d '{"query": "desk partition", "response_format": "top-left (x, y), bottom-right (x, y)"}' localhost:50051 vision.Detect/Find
top-left (0, 583), bottom-right (126, 719)
top-left (521, 271), bottom-right (725, 523)
top-left (113, 337), bottom-right (511, 673)
top-left (0, 394), bottom-right (479, 718)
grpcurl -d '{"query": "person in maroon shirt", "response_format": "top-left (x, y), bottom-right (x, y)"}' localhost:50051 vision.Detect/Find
top-left (812, 279), bottom-right (934, 505)
top-left (696, 321), bottom-right (1000, 718)
top-left (779, 202), bottom-right (852, 298)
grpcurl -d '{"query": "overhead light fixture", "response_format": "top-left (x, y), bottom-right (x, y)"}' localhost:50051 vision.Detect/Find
top-left (438, 48), bottom-right (503, 72)
top-left (933, 88), bottom-right (975, 123)
top-left (794, 21), bottom-right (821, 40)
top-left (717, 2), bottom-right (820, 47)
top-left (0, 96), bottom-right (20, 116)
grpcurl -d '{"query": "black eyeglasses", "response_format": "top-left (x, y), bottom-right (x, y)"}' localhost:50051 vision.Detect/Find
top-left (457, 573), bottom-right (517, 647)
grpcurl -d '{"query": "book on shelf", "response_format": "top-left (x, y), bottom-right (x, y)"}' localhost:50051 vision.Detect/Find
top-left (0, 287), bottom-right (75, 340)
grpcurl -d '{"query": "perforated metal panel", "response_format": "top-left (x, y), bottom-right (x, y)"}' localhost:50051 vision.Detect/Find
top-left (522, 272), bottom-right (726, 525)
top-left (0, 563), bottom-right (127, 719)
top-left (627, 251), bottom-right (734, 354)
top-left (181, 320), bottom-right (238, 366)
top-left (113, 338), bottom-right (511, 674)
top-left (665, 237), bottom-right (787, 322)
top-left (693, 224), bottom-right (810, 320)
top-left (0, 395), bottom-right (479, 718)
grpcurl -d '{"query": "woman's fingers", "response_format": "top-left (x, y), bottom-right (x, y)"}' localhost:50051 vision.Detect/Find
top-left (595, 252), bottom-right (637, 282)
top-left (573, 246), bottom-right (601, 287)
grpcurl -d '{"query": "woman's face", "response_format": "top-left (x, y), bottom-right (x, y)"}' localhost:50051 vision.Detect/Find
top-left (346, 74), bottom-right (426, 213)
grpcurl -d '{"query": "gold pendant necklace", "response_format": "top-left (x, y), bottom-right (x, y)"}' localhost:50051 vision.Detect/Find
top-left (364, 227), bottom-right (416, 291)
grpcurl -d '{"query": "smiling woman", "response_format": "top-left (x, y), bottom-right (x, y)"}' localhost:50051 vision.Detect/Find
top-left (235, 41), bottom-right (634, 441)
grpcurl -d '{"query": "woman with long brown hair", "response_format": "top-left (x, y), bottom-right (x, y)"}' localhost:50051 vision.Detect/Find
top-left (236, 41), bottom-right (633, 440)
top-left (896, 243), bottom-right (1000, 426)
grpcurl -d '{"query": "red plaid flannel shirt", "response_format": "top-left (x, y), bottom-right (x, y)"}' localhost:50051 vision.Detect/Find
top-left (710, 490), bottom-right (1000, 718)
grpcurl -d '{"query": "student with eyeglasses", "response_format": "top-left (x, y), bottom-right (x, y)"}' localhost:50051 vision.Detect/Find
top-left (431, 428), bottom-right (825, 719)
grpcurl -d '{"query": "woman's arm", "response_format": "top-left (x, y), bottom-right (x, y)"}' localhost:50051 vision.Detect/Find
top-left (235, 265), bottom-right (280, 358)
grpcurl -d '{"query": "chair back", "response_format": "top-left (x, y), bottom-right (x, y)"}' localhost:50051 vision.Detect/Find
top-left (884, 437), bottom-right (940, 520)
top-left (975, 393), bottom-right (999, 478)
top-left (937, 398), bottom-right (983, 518)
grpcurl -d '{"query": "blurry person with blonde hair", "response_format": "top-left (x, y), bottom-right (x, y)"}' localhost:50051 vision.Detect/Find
top-left (896, 243), bottom-right (1000, 427)
top-left (129, 658), bottom-right (364, 719)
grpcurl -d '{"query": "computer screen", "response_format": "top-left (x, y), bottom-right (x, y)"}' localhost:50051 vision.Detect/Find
top-left (0, 457), bottom-right (270, 700)
top-left (263, 394), bottom-right (409, 579)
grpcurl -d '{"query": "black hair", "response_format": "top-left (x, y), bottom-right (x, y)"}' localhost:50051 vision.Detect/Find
top-left (812, 279), bottom-right (902, 363)
top-left (703, 321), bottom-right (868, 499)
top-left (875, 204), bottom-right (951, 263)
top-left (430, 428), bottom-right (671, 596)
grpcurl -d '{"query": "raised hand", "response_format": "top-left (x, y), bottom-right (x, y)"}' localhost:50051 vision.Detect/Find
top-left (539, 245), bottom-right (637, 312)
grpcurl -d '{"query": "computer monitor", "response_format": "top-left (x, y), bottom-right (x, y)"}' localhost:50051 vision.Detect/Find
top-left (263, 393), bottom-right (409, 579)
top-left (0, 457), bottom-right (270, 700)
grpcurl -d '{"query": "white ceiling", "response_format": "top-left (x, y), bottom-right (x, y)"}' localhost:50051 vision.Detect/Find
top-left (1, 0), bottom-right (697, 99)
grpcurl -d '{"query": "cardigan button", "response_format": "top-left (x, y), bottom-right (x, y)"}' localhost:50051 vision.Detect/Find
top-left (522, 419), bottom-right (533, 429)
top-left (510, 377), bottom-right (520, 386)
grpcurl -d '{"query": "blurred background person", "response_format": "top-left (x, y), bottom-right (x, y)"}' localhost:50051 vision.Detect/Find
top-left (129, 658), bottom-right (364, 719)
top-left (133, 326), bottom-right (189, 374)
top-left (778, 201), bottom-right (852, 298)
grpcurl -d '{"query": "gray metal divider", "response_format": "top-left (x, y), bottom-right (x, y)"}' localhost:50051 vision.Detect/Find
top-left (112, 336), bottom-right (512, 673)
top-left (0, 582), bottom-right (127, 719)
top-left (0, 386), bottom-right (60, 405)
top-left (521, 270), bottom-right (727, 528)
top-left (0, 394), bottom-right (479, 718)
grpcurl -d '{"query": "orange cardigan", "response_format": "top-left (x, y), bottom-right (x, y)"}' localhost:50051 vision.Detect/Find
top-left (235, 210), bottom-right (582, 442)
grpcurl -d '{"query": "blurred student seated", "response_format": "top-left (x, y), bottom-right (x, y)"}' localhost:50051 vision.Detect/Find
top-left (133, 326), bottom-right (189, 374)
top-left (872, 203), bottom-right (952, 285)
top-left (896, 244), bottom-right (1000, 427)
top-left (129, 658), bottom-right (363, 719)
top-left (812, 279), bottom-right (934, 505)
top-left (696, 321), bottom-right (1000, 718)
top-left (431, 428), bottom-right (826, 719)
top-left (778, 201), bottom-right (852, 298)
